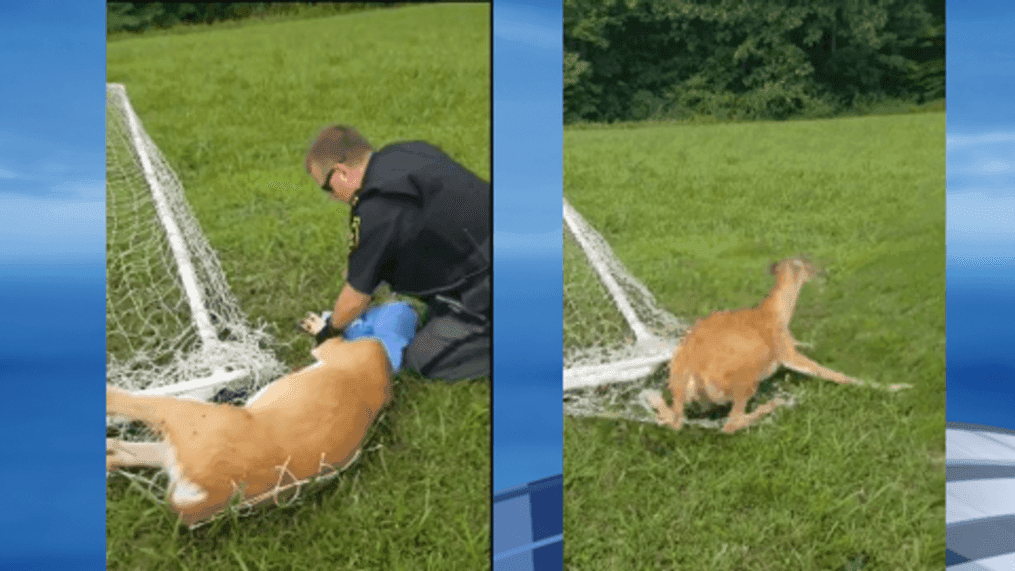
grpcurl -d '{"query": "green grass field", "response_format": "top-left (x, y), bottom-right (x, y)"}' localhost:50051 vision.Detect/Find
top-left (106, 5), bottom-right (490, 569)
top-left (563, 113), bottom-right (945, 569)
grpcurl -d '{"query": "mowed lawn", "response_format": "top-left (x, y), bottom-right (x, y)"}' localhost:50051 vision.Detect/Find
top-left (106, 5), bottom-right (490, 570)
top-left (563, 113), bottom-right (945, 570)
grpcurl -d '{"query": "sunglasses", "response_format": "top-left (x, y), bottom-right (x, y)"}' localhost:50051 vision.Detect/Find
top-left (321, 167), bottom-right (336, 193)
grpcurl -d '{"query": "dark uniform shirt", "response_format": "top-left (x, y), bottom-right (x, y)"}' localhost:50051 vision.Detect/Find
top-left (346, 141), bottom-right (491, 302)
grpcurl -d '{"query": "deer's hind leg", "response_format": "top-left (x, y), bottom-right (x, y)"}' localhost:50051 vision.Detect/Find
top-left (780, 349), bottom-right (860, 385)
top-left (107, 439), bottom-right (167, 471)
top-left (721, 372), bottom-right (788, 434)
top-left (723, 397), bottom-right (788, 434)
top-left (652, 362), bottom-right (693, 431)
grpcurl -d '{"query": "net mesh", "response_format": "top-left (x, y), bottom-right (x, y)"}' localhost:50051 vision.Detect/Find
top-left (105, 83), bottom-right (285, 405)
top-left (562, 197), bottom-right (687, 422)
top-left (105, 81), bottom-right (287, 464)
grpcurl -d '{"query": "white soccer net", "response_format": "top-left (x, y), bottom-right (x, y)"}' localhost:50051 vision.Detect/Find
top-left (106, 83), bottom-right (285, 406)
top-left (562, 197), bottom-right (687, 422)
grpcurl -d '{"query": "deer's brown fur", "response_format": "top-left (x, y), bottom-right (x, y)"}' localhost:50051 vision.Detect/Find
top-left (106, 337), bottom-right (390, 526)
top-left (645, 258), bottom-right (860, 434)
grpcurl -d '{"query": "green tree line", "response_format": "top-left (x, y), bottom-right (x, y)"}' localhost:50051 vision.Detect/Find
top-left (106, 2), bottom-right (406, 34)
top-left (564, 0), bottom-right (944, 124)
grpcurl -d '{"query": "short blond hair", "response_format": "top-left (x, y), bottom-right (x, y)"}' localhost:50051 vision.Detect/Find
top-left (305, 125), bottom-right (374, 175)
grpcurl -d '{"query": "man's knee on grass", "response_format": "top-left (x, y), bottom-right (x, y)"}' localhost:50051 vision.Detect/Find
top-left (404, 313), bottom-right (489, 381)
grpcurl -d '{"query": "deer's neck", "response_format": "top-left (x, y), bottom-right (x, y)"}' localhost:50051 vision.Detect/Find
top-left (758, 274), bottom-right (804, 330)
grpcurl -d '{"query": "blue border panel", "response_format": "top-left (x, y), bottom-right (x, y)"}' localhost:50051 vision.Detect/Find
top-left (0, 0), bottom-right (106, 568)
top-left (492, 0), bottom-right (564, 493)
top-left (494, 475), bottom-right (564, 571)
top-left (946, 2), bottom-right (1015, 569)
top-left (946, 0), bottom-right (1015, 432)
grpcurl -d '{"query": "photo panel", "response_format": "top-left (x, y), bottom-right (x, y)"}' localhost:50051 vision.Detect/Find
top-left (563, 1), bottom-right (944, 569)
top-left (110, 3), bottom-right (492, 569)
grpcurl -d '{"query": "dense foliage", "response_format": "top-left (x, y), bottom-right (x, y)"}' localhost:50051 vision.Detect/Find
top-left (107, 2), bottom-right (405, 34)
top-left (564, 0), bottom-right (944, 124)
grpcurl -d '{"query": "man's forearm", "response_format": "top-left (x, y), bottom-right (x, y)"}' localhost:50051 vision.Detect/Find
top-left (330, 282), bottom-right (372, 330)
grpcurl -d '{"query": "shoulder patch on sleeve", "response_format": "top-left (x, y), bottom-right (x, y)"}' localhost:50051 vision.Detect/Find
top-left (348, 215), bottom-right (361, 256)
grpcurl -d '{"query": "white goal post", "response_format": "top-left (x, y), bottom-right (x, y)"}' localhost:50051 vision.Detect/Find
top-left (105, 83), bottom-right (284, 403)
top-left (562, 196), bottom-right (686, 419)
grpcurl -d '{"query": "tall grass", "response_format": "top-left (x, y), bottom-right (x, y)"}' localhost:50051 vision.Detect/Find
top-left (106, 5), bottom-right (490, 569)
top-left (563, 113), bottom-right (945, 570)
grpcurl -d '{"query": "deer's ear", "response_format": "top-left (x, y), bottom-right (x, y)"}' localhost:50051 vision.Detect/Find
top-left (770, 262), bottom-right (778, 275)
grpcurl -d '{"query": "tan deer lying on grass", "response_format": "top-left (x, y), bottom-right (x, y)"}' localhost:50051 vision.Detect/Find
top-left (107, 303), bottom-right (416, 527)
top-left (643, 258), bottom-right (862, 434)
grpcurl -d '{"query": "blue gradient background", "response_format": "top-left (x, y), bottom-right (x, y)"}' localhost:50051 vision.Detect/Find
top-left (946, 1), bottom-right (1015, 431)
top-left (0, 0), bottom-right (106, 568)
top-left (492, 0), bottom-right (563, 493)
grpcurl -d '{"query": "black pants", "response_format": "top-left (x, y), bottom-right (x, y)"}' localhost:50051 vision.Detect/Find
top-left (404, 274), bottom-right (490, 381)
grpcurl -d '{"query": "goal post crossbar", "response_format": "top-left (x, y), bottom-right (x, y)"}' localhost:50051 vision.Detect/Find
top-left (564, 352), bottom-right (672, 391)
